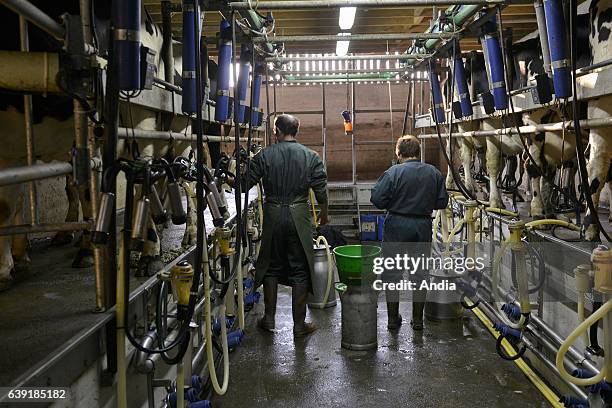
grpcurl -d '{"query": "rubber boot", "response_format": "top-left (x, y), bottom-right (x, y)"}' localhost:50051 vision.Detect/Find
top-left (257, 277), bottom-right (277, 332)
top-left (292, 283), bottom-right (317, 337)
top-left (386, 289), bottom-right (402, 330)
top-left (411, 288), bottom-right (427, 331)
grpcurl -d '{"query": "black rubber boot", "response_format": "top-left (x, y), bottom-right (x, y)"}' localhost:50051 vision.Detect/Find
top-left (410, 289), bottom-right (427, 331)
top-left (292, 283), bottom-right (317, 337)
top-left (257, 277), bottom-right (278, 332)
top-left (386, 289), bottom-right (402, 330)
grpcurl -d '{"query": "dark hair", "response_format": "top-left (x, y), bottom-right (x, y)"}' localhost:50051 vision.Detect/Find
top-left (274, 114), bottom-right (300, 136)
top-left (396, 135), bottom-right (421, 158)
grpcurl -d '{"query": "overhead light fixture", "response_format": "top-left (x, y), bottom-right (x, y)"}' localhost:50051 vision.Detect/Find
top-left (336, 33), bottom-right (350, 57)
top-left (339, 7), bottom-right (356, 30)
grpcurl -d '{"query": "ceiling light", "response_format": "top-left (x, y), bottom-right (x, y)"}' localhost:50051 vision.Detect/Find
top-left (339, 7), bottom-right (356, 30)
top-left (336, 33), bottom-right (350, 57)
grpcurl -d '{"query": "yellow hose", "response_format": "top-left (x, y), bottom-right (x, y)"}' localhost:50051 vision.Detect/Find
top-left (485, 207), bottom-right (518, 217)
top-left (525, 219), bottom-right (581, 231)
top-left (309, 188), bottom-right (318, 227)
top-left (204, 240), bottom-right (230, 394)
top-left (315, 235), bottom-right (334, 309)
top-left (577, 298), bottom-right (589, 346)
top-left (177, 362), bottom-right (185, 408)
top-left (556, 299), bottom-right (612, 386)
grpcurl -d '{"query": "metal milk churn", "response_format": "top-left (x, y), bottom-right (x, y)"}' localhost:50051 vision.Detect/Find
top-left (425, 268), bottom-right (463, 321)
top-left (336, 283), bottom-right (378, 350)
top-left (308, 244), bottom-right (338, 308)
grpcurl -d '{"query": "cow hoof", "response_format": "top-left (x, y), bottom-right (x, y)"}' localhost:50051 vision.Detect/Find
top-left (72, 249), bottom-right (94, 268)
top-left (12, 256), bottom-right (31, 273)
top-left (136, 255), bottom-right (163, 277)
top-left (0, 276), bottom-right (14, 292)
top-left (182, 231), bottom-right (196, 248)
top-left (51, 231), bottom-right (74, 246)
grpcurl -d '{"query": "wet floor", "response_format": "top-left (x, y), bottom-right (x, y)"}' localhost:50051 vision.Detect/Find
top-left (211, 287), bottom-right (549, 408)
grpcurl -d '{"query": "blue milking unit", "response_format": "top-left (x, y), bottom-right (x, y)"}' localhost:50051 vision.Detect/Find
top-left (543, 0), bottom-right (571, 98)
top-left (181, 0), bottom-right (199, 114)
top-left (113, 0), bottom-right (141, 90)
top-left (214, 20), bottom-right (233, 122)
top-left (250, 64), bottom-right (264, 126)
top-left (480, 16), bottom-right (508, 111)
top-left (236, 45), bottom-right (252, 123)
top-left (452, 43), bottom-right (473, 118)
top-left (428, 60), bottom-right (446, 124)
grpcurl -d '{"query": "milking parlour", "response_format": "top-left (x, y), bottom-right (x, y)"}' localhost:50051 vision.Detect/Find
top-left (2, 0), bottom-right (612, 407)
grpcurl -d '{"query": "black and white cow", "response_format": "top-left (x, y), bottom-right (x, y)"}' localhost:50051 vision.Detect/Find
top-left (585, 0), bottom-right (612, 240)
top-left (0, 2), bottom-right (212, 286)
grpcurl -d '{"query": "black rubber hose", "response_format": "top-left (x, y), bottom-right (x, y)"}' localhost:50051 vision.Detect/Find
top-left (589, 300), bottom-right (603, 353)
top-left (122, 170), bottom-right (190, 358)
top-left (495, 334), bottom-right (527, 361)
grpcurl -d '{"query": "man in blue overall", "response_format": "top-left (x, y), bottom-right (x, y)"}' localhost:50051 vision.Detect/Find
top-left (371, 135), bottom-right (448, 330)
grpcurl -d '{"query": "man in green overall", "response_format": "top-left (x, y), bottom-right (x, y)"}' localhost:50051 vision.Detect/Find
top-left (244, 114), bottom-right (328, 337)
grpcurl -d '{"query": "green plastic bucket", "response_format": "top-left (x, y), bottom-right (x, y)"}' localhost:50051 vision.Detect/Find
top-left (332, 245), bottom-right (382, 284)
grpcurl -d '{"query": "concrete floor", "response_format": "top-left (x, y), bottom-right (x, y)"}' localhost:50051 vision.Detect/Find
top-left (211, 287), bottom-right (550, 408)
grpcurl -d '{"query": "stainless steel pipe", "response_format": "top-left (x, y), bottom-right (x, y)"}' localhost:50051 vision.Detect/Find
top-left (256, 33), bottom-right (450, 43)
top-left (0, 0), bottom-right (65, 39)
top-left (0, 221), bottom-right (91, 236)
top-left (0, 162), bottom-right (72, 187)
top-left (230, 0), bottom-right (504, 10)
top-left (417, 116), bottom-right (612, 138)
top-left (117, 127), bottom-right (263, 143)
top-left (267, 53), bottom-right (431, 62)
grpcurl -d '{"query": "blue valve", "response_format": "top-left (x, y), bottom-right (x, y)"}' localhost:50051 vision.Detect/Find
top-left (244, 292), bottom-right (261, 306)
top-left (501, 303), bottom-right (521, 321)
top-left (493, 323), bottom-right (522, 342)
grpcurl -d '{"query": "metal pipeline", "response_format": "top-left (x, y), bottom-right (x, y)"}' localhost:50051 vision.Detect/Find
top-left (113, 0), bottom-right (141, 90)
top-left (0, 0), bottom-right (65, 39)
top-left (181, 0), bottom-right (198, 114)
top-left (416, 116), bottom-right (612, 138)
top-left (0, 51), bottom-right (60, 93)
top-left (116, 127), bottom-right (263, 142)
top-left (543, 0), bottom-right (571, 98)
top-left (0, 221), bottom-right (90, 236)
top-left (534, 0), bottom-right (552, 76)
top-left (214, 20), bottom-right (232, 122)
top-left (452, 43), bottom-right (473, 117)
top-left (250, 64), bottom-right (264, 125)
top-left (0, 162), bottom-right (72, 187)
top-left (229, 0), bottom-right (504, 9)
top-left (19, 17), bottom-right (37, 225)
top-left (161, 1), bottom-right (176, 84)
top-left (481, 15), bottom-right (508, 110)
top-left (236, 45), bottom-right (251, 124)
top-left (428, 60), bottom-right (445, 124)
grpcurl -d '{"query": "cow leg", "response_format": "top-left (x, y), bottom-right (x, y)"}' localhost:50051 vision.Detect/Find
top-left (72, 184), bottom-right (95, 268)
top-left (0, 191), bottom-right (15, 287)
top-left (460, 141), bottom-right (477, 195)
top-left (540, 166), bottom-right (556, 219)
top-left (445, 138), bottom-right (457, 190)
top-left (485, 138), bottom-right (503, 209)
top-left (182, 182), bottom-right (197, 248)
top-left (137, 217), bottom-right (163, 277)
top-left (585, 99), bottom-right (612, 241)
top-left (526, 141), bottom-right (545, 219)
top-left (52, 175), bottom-right (78, 246)
top-left (11, 188), bottom-right (30, 270)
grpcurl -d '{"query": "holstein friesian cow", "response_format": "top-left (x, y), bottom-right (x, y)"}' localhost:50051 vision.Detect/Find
top-left (510, 12), bottom-right (591, 220)
top-left (585, 0), bottom-right (612, 240)
top-left (445, 50), bottom-right (524, 211)
top-left (0, 2), bottom-right (211, 286)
